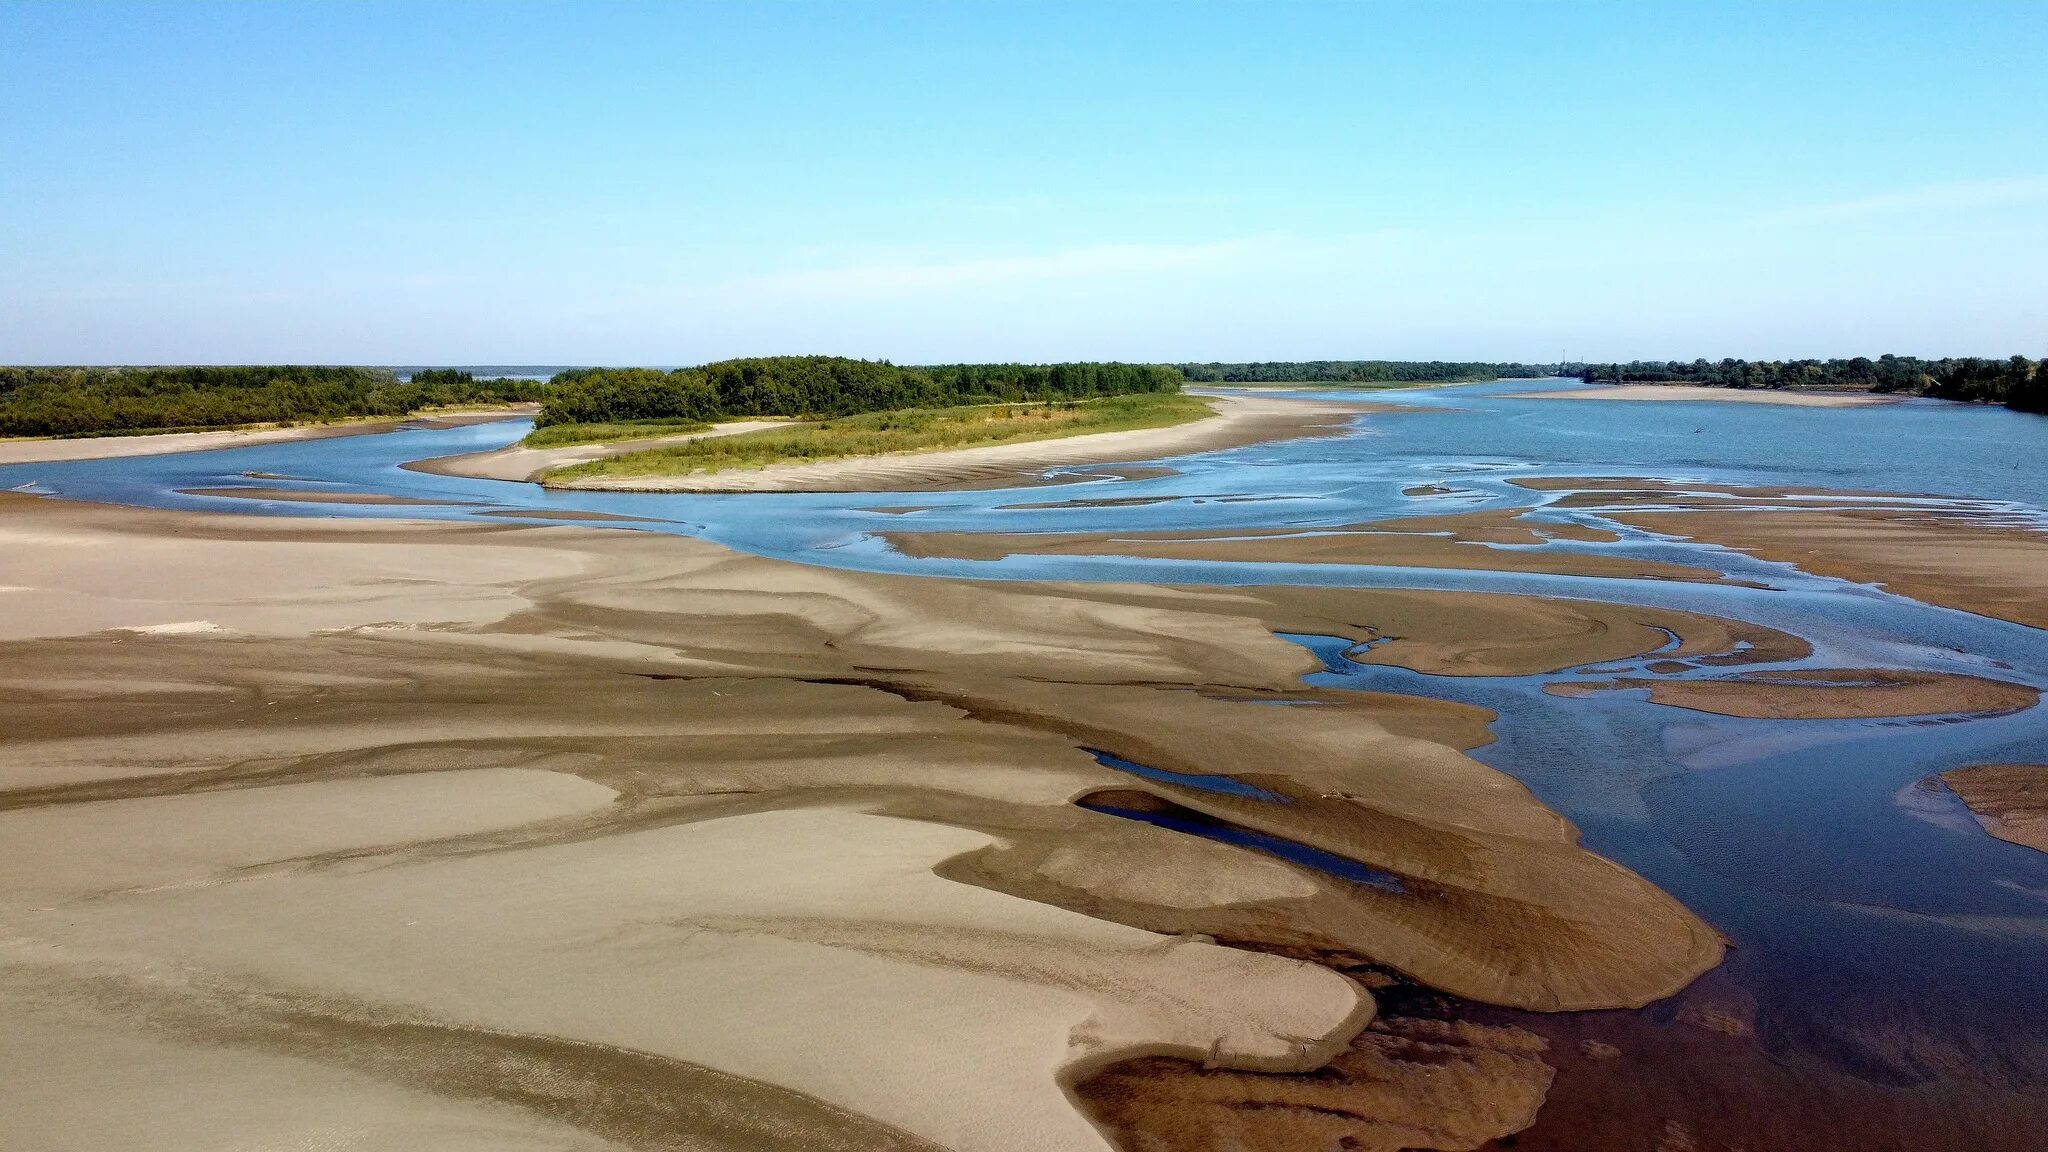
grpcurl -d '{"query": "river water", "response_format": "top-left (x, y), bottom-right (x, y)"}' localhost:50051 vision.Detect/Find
top-left (6, 379), bottom-right (2046, 1140)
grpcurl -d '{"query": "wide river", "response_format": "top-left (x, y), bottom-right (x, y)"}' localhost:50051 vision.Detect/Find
top-left (7, 378), bottom-right (2046, 1129)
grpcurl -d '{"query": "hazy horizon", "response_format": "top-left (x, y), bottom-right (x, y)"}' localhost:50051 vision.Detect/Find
top-left (5, 1), bottom-right (2045, 365)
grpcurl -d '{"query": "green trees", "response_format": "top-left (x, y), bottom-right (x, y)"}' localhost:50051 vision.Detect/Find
top-left (1574, 355), bottom-right (2043, 411)
top-left (0, 366), bottom-right (545, 437)
top-left (534, 357), bottom-right (1182, 427)
top-left (1175, 361), bottom-right (1548, 384)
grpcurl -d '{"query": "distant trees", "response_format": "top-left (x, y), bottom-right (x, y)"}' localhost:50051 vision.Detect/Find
top-left (0, 366), bottom-right (544, 438)
top-left (1175, 361), bottom-right (1541, 384)
top-left (536, 357), bottom-right (1182, 428)
top-left (1574, 355), bottom-right (2044, 413)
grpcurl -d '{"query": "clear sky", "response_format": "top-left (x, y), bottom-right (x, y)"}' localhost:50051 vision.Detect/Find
top-left (3, 1), bottom-right (2045, 365)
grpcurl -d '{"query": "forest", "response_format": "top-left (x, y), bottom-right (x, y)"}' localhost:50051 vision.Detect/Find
top-left (1175, 361), bottom-right (1562, 384)
top-left (0, 366), bottom-right (544, 438)
top-left (1576, 356), bottom-right (2046, 413)
top-left (537, 357), bottom-right (1182, 427)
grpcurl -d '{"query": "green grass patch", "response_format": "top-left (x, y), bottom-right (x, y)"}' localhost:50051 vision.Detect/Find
top-left (548, 393), bottom-right (1211, 481)
top-left (521, 418), bottom-right (714, 448)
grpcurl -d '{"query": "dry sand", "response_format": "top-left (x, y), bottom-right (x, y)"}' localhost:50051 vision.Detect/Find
top-left (539, 395), bottom-right (1384, 493)
top-left (0, 408), bottom-right (533, 465)
top-left (1510, 385), bottom-right (1899, 408)
top-left (1939, 764), bottom-right (2048, 853)
top-left (888, 507), bottom-right (1731, 583)
top-left (1611, 505), bottom-right (2048, 629)
top-left (0, 491), bottom-right (1741, 1151)
top-left (1548, 668), bottom-right (2038, 720)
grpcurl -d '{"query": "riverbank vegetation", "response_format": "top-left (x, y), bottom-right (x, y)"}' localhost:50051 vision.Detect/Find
top-left (520, 418), bottom-right (715, 448)
top-left (1176, 361), bottom-right (1564, 384)
top-left (537, 357), bottom-right (1182, 428)
top-left (1577, 356), bottom-right (2045, 413)
top-left (0, 366), bottom-right (542, 438)
top-left (547, 393), bottom-right (1210, 482)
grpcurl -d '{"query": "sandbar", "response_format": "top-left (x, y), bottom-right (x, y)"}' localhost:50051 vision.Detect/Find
top-left (1547, 668), bottom-right (2038, 719)
top-left (0, 407), bottom-right (534, 464)
top-left (410, 419), bottom-right (794, 483)
top-left (1939, 764), bottom-right (2048, 853)
top-left (539, 395), bottom-right (1385, 493)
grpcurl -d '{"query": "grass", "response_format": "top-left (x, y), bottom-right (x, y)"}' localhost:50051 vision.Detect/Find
top-left (521, 418), bottom-right (714, 448)
top-left (547, 393), bottom-right (1210, 481)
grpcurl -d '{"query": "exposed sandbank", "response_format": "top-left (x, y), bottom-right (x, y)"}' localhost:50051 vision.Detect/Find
top-left (1939, 764), bottom-right (2048, 853)
top-left (538, 395), bottom-right (1384, 493)
top-left (888, 506), bottom-right (1731, 583)
top-left (0, 407), bottom-right (534, 464)
top-left (1509, 385), bottom-right (1899, 407)
top-left (1548, 667), bottom-right (2038, 719)
top-left (0, 491), bottom-right (1733, 1150)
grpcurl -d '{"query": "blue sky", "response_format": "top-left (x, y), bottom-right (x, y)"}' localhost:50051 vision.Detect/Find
top-left (3, 1), bottom-right (2045, 364)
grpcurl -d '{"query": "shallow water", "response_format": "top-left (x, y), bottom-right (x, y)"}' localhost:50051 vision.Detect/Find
top-left (6, 379), bottom-right (2046, 1105)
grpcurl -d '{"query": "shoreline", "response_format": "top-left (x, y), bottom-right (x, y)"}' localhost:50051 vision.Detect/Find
top-left (533, 393), bottom-right (1383, 493)
top-left (406, 418), bottom-right (794, 483)
top-left (0, 490), bottom-right (1728, 1151)
top-left (0, 406), bottom-right (536, 465)
top-left (1508, 385), bottom-right (1900, 408)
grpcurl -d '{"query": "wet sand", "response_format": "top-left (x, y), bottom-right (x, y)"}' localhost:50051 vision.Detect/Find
top-left (1511, 385), bottom-right (1899, 407)
top-left (1939, 764), bottom-right (2048, 853)
top-left (1610, 505), bottom-right (2048, 629)
top-left (0, 491), bottom-right (1732, 1151)
top-left (1548, 667), bottom-right (2039, 719)
top-left (888, 507), bottom-right (1730, 583)
top-left (539, 395), bottom-right (1385, 493)
top-left (0, 407), bottom-right (534, 465)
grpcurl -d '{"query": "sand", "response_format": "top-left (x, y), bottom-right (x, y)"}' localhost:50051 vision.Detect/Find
top-left (1611, 505), bottom-right (2048, 629)
top-left (1548, 668), bottom-right (2038, 720)
top-left (888, 507), bottom-right (1731, 583)
top-left (1939, 764), bottom-right (2048, 853)
top-left (539, 395), bottom-right (1384, 492)
top-left (1510, 385), bottom-right (1899, 407)
top-left (0, 491), bottom-right (1738, 1150)
top-left (181, 486), bottom-right (471, 505)
top-left (0, 407), bottom-right (533, 464)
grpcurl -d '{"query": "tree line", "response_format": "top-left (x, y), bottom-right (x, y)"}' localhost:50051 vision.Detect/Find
top-left (1175, 361), bottom-right (1562, 384)
top-left (0, 366), bottom-right (544, 438)
top-left (1575, 356), bottom-right (2046, 413)
top-left (537, 357), bottom-right (1182, 427)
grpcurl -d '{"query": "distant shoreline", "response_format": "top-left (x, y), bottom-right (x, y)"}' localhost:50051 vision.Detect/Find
top-left (1509, 384), bottom-right (1900, 408)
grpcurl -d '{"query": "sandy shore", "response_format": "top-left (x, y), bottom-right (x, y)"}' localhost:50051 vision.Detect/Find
top-left (0, 491), bottom-right (1734, 1151)
top-left (1509, 385), bottom-right (1899, 408)
top-left (888, 507), bottom-right (1733, 583)
top-left (1939, 764), bottom-right (2048, 853)
top-left (1549, 667), bottom-right (2038, 719)
top-left (410, 419), bottom-right (794, 483)
top-left (538, 395), bottom-right (1383, 493)
top-left (0, 407), bottom-right (535, 465)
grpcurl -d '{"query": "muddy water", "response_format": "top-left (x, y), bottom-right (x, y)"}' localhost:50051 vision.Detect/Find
top-left (6, 380), bottom-right (2045, 1148)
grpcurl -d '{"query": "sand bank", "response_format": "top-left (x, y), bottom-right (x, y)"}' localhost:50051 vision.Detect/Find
top-left (0, 492), bottom-right (1735, 1150)
top-left (888, 506), bottom-right (1729, 583)
top-left (1548, 668), bottom-right (2038, 719)
top-left (1611, 505), bottom-right (2048, 629)
top-left (410, 419), bottom-right (793, 483)
top-left (540, 395), bottom-right (1383, 493)
top-left (1939, 764), bottom-right (2048, 853)
top-left (1510, 385), bottom-right (1899, 408)
top-left (0, 407), bottom-right (533, 465)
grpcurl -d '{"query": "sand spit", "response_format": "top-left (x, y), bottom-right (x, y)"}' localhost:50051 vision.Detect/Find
top-left (1548, 668), bottom-right (2039, 719)
top-left (887, 507), bottom-right (1729, 583)
top-left (1611, 505), bottom-right (2048, 629)
top-left (540, 395), bottom-right (1384, 493)
top-left (1509, 385), bottom-right (1899, 407)
top-left (0, 407), bottom-right (533, 465)
top-left (1939, 764), bottom-right (2048, 853)
top-left (0, 493), bottom-right (1744, 1150)
top-left (410, 419), bottom-right (794, 483)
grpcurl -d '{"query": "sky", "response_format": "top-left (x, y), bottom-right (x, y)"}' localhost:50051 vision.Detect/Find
top-left (3, 1), bottom-right (2045, 365)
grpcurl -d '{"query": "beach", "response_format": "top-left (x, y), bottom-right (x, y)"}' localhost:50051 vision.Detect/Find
top-left (1511, 385), bottom-right (1900, 407)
